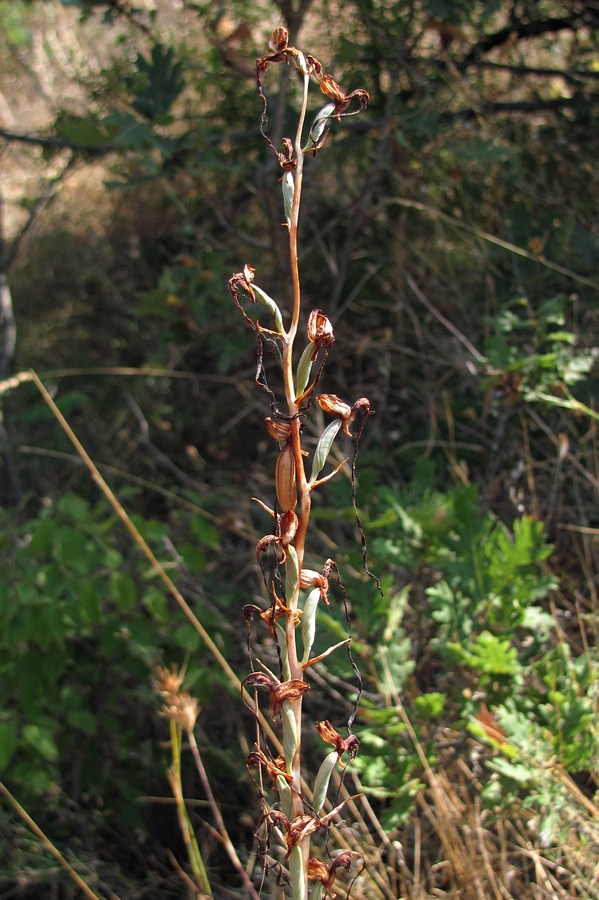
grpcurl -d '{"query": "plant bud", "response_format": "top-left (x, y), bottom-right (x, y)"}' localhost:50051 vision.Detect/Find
top-left (276, 443), bottom-right (297, 511)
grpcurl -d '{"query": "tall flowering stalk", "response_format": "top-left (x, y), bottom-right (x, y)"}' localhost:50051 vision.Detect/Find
top-left (229, 28), bottom-right (371, 899)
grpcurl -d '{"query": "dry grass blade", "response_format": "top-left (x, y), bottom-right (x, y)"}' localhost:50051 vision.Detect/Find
top-left (0, 783), bottom-right (105, 900)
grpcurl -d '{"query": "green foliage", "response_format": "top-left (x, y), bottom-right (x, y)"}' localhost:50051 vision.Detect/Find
top-left (127, 43), bottom-right (184, 124)
top-left (359, 477), bottom-right (595, 848)
top-left (0, 491), bottom-right (235, 849)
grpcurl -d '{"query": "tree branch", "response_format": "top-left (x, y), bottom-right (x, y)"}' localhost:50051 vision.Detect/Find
top-left (0, 127), bottom-right (112, 156)
top-left (460, 10), bottom-right (598, 67)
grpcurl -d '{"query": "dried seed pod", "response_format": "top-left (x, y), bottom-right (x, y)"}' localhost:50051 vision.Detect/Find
top-left (278, 509), bottom-right (298, 548)
top-left (276, 443), bottom-right (297, 511)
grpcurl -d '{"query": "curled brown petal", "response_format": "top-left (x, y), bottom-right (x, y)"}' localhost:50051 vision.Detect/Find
top-left (268, 27), bottom-right (288, 55)
top-left (307, 858), bottom-right (329, 882)
top-left (315, 720), bottom-right (360, 761)
top-left (271, 679), bottom-right (310, 716)
top-left (285, 814), bottom-right (322, 853)
top-left (247, 748), bottom-right (293, 784)
top-left (319, 75), bottom-right (370, 116)
top-left (317, 393), bottom-right (352, 419)
top-left (265, 417), bottom-right (292, 442)
top-left (256, 533), bottom-right (285, 562)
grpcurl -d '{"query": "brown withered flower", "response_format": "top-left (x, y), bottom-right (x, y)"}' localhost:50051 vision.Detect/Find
top-left (256, 508), bottom-right (298, 563)
top-left (268, 26), bottom-right (288, 56)
top-left (284, 814), bottom-right (323, 854)
top-left (243, 601), bottom-right (289, 636)
top-left (242, 673), bottom-right (310, 718)
top-left (247, 747), bottom-right (293, 784)
top-left (319, 74), bottom-right (370, 116)
top-left (228, 264), bottom-right (258, 330)
top-left (307, 309), bottom-right (335, 359)
top-left (265, 416), bottom-right (292, 442)
top-left (270, 679), bottom-right (310, 717)
top-left (317, 394), bottom-right (371, 437)
top-left (308, 851), bottom-right (360, 895)
top-left (300, 568), bottom-right (330, 604)
top-left (315, 720), bottom-right (359, 763)
top-left (256, 27), bottom-right (308, 81)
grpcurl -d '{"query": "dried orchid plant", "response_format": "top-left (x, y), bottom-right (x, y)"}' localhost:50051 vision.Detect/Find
top-left (228, 28), bottom-right (372, 899)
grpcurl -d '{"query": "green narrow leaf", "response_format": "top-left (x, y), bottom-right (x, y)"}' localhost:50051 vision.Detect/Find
top-left (285, 546), bottom-right (299, 598)
top-left (295, 342), bottom-right (314, 400)
top-left (277, 775), bottom-right (293, 820)
top-left (281, 702), bottom-right (298, 773)
top-left (303, 102), bottom-right (336, 153)
top-left (301, 588), bottom-right (321, 665)
top-left (289, 845), bottom-right (306, 900)
top-left (312, 750), bottom-right (337, 813)
top-left (276, 622), bottom-right (291, 681)
top-left (282, 170), bottom-right (294, 227)
top-left (252, 284), bottom-right (284, 334)
top-left (310, 420), bottom-right (342, 484)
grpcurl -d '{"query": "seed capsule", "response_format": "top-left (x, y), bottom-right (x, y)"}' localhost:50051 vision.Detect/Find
top-left (276, 443), bottom-right (297, 512)
top-left (278, 509), bottom-right (298, 547)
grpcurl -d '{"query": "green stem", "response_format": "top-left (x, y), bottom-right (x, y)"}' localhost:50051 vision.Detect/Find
top-left (169, 720), bottom-right (212, 895)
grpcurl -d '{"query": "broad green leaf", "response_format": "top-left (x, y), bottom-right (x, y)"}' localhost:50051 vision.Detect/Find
top-left (191, 516), bottom-right (220, 549)
top-left (142, 587), bottom-right (169, 622)
top-left (56, 493), bottom-right (90, 521)
top-left (109, 572), bottom-right (137, 613)
top-left (0, 720), bottom-right (18, 770)
top-left (178, 542), bottom-right (207, 572)
top-left (22, 724), bottom-right (58, 763)
top-left (66, 708), bottom-right (97, 736)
